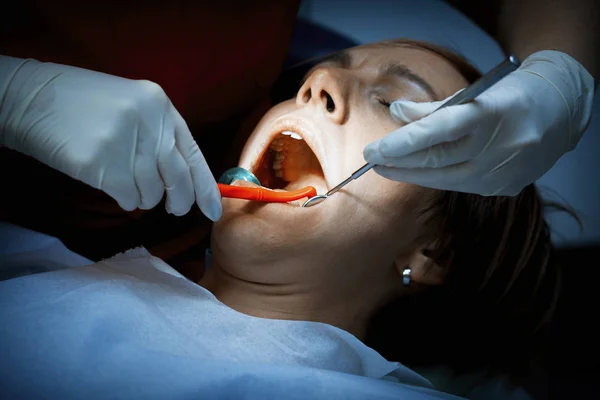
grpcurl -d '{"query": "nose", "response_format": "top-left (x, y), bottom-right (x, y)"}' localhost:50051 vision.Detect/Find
top-left (296, 68), bottom-right (348, 124)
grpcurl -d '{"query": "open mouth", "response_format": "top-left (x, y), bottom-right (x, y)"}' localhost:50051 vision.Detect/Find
top-left (251, 130), bottom-right (326, 195)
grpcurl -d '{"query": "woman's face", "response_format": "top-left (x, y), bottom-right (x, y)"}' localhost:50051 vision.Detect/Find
top-left (211, 43), bottom-right (469, 289)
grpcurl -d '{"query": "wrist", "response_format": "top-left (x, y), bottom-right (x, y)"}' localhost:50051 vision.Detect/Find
top-left (520, 50), bottom-right (595, 149)
top-left (0, 56), bottom-right (44, 149)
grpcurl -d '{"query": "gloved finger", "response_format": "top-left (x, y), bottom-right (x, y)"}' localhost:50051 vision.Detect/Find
top-left (158, 116), bottom-right (195, 216)
top-left (390, 88), bottom-right (466, 123)
top-left (101, 172), bottom-right (140, 212)
top-left (390, 100), bottom-right (444, 123)
top-left (373, 163), bottom-right (476, 192)
top-left (364, 102), bottom-right (480, 163)
top-left (172, 107), bottom-right (222, 222)
top-left (134, 124), bottom-right (165, 210)
top-left (374, 134), bottom-right (476, 169)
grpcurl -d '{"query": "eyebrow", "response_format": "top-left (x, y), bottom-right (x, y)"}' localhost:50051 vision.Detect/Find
top-left (304, 49), bottom-right (438, 100)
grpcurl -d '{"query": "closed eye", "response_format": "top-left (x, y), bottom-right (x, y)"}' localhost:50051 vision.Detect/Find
top-left (377, 98), bottom-right (391, 107)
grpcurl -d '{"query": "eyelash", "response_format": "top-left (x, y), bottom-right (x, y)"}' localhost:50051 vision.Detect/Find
top-left (377, 98), bottom-right (391, 108)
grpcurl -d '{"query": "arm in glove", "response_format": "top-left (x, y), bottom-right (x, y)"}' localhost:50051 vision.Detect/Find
top-left (363, 50), bottom-right (595, 196)
top-left (0, 56), bottom-right (222, 220)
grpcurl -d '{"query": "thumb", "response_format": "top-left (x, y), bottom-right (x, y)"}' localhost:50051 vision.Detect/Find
top-left (390, 100), bottom-right (442, 123)
top-left (390, 88), bottom-right (466, 123)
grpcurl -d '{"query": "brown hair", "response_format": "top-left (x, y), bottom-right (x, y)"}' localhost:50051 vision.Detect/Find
top-left (364, 39), bottom-right (573, 383)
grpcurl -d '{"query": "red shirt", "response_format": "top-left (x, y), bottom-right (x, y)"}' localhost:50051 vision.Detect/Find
top-left (1, 0), bottom-right (300, 125)
top-left (0, 1), bottom-right (301, 275)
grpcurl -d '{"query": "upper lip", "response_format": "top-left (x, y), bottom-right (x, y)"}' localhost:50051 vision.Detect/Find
top-left (242, 116), bottom-right (331, 190)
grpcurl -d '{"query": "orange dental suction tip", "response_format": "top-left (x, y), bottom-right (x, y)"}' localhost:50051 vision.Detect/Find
top-left (218, 184), bottom-right (317, 202)
top-left (217, 167), bottom-right (317, 203)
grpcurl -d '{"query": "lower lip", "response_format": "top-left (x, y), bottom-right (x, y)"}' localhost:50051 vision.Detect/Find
top-left (229, 180), bottom-right (261, 188)
top-left (226, 181), bottom-right (316, 208)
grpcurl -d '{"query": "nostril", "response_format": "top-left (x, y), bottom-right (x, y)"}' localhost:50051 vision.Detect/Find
top-left (302, 88), bottom-right (312, 103)
top-left (322, 91), bottom-right (335, 113)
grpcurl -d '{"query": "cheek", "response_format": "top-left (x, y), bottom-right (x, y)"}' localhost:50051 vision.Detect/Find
top-left (321, 180), bottom-right (426, 256)
top-left (348, 109), bottom-right (404, 153)
top-left (348, 167), bottom-right (417, 212)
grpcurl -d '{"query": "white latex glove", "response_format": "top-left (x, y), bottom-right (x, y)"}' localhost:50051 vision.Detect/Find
top-left (0, 56), bottom-right (222, 220)
top-left (364, 50), bottom-right (595, 196)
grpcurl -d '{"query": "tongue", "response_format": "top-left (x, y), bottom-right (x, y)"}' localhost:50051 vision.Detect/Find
top-left (284, 172), bottom-right (327, 196)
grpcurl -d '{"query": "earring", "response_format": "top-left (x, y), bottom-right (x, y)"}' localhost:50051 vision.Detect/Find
top-left (402, 268), bottom-right (411, 287)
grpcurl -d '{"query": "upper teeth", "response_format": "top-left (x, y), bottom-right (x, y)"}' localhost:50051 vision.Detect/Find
top-left (281, 130), bottom-right (302, 140)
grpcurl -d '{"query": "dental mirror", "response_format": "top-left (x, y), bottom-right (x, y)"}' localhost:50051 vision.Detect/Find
top-left (301, 194), bottom-right (328, 207)
top-left (301, 163), bottom-right (373, 207)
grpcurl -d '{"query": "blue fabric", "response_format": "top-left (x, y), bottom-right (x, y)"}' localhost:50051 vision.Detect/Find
top-left (0, 221), bottom-right (92, 281)
top-left (0, 352), bottom-right (460, 400)
top-left (284, 18), bottom-right (358, 67)
top-left (0, 223), bottom-right (464, 400)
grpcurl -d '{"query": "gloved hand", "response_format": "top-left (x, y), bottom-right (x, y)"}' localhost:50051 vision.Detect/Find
top-left (0, 56), bottom-right (222, 220)
top-left (364, 50), bottom-right (595, 196)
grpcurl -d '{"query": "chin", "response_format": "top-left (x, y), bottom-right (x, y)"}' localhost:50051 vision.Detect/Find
top-left (210, 199), bottom-right (323, 280)
top-left (212, 194), bottom-right (322, 257)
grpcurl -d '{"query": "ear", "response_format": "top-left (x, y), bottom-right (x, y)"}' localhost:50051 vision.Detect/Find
top-left (395, 245), bottom-right (447, 287)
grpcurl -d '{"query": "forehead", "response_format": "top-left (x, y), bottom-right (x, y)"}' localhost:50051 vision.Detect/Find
top-left (342, 43), bottom-right (470, 99)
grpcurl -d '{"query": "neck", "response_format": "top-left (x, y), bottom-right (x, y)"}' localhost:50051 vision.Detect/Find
top-left (198, 262), bottom-right (383, 340)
